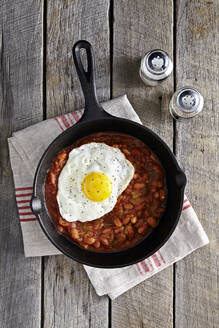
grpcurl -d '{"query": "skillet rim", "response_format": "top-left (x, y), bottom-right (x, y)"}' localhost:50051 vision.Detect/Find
top-left (31, 116), bottom-right (186, 268)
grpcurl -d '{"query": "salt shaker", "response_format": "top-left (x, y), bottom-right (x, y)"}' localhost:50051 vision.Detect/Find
top-left (139, 49), bottom-right (173, 86)
top-left (169, 87), bottom-right (204, 120)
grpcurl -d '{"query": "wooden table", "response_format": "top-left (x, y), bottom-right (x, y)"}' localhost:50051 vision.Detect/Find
top-left (0, 1), bottom-right (218, 327)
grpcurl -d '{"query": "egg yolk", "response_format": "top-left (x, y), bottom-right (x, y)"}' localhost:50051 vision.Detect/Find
top-left (82, 172), bottom-right (112, 202)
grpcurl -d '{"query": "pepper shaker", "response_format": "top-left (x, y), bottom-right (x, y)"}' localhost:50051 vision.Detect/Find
top-left (169, 87), bottom-right (204, 119)
top-left (139, 49), bottom-right (173, 86)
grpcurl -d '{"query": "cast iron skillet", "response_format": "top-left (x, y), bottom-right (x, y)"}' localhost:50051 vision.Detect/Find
top-left (31, 40), bottom-right (186, 268)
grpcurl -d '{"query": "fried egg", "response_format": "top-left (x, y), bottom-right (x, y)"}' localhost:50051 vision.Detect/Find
top-left (57, 142), bottom-right (134, 222)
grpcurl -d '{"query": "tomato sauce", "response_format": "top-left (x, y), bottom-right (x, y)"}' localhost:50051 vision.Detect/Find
top-left (45, 133), bottom-right (167, 252)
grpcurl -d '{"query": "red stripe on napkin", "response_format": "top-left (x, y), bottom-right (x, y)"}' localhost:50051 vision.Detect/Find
top-left (18, 206), bottom-right (31, 210)
top-left (61, 115), bottom-right (70, 129)
top-left (152, 254), bottom-right (161, 267)
top-left (17, 200), bottom-right (31, 204)
top-left (158, 250), bottom-right (166, 264)
top-left (140, 260), bottom-right (150, 273)
top-left (136, 251), bottom-right (166, 276)
top-left (16, 193), bottom-right (32, 198)
top-left (183, 204), bottom-right (191, 211)
top-left (55, 110), bottom-right (82, 131)
top-left (72, 110), bottom-right (81, 122)
top-left (67, 113), bottom-right (74, 126)
top-left (147, 257), bottom-right (154, 270)
top-left (14, 187), bottom-right (37, 222)
top-left (20, 218), bottom-right (37, 222)
top-left (19, 212), bottom-right (34, 216)
top-left (136, 263), bottom-right (143, 276)
top-left (68, 114), bottom-right (75, 126)
top-left (54, 117), bottom-right (64, 131)
top-left (15, 187), bottom-right (33, 191)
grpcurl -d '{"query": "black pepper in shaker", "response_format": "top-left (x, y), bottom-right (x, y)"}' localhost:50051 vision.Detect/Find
top-left (139, 49), bottom-right (173, 86)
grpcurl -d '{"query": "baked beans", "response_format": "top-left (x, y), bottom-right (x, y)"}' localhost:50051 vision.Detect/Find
top-left (45, 133), bottom-right (167, 252)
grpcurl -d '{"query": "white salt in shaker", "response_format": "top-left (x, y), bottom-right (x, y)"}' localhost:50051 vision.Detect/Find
top-left (139, 49), bottom-right (173, 86)
top-left (169, 87), bottom-right (204, 119)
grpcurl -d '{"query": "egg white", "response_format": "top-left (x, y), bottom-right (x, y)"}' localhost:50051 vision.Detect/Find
top-left (57, 142), bottom-right (134, 222)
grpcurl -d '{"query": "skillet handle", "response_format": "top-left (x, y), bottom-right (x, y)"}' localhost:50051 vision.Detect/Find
top-left (72, 40), bottom-right (108, 121)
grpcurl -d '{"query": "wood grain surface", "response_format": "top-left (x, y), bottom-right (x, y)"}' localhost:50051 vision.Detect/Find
top-left (0, 0), bottom-right (218, 327)
top-left (46, 0), bottom-right (111, 117)
top-left (0, 1), bottom-right (42, 327)
top-left (44, 1), bottom-right (110, 327)
top-left (111, 1), bottom-right (174, 327)
top-left (175, 1), bottom-right (219, 327)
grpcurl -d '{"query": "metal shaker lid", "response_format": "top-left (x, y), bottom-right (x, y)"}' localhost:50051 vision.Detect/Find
top-left (144, 49), bottom-right (173, 81)
top-left (169, 87), bottom-right (204, 119)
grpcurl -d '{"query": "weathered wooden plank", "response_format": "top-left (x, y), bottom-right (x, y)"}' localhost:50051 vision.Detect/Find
top-left (0, 1), bottom-right (42, 328)
top-left (175, 1), bottom-right (218, 327)
top-left (44, 255), bottom-right (109, 328)
top-left (46, 0), bottom-right (110, 118)
top-left (112, 1), bottom-right (174, 327)
top-left (44, 1), bottom-right (110, 327)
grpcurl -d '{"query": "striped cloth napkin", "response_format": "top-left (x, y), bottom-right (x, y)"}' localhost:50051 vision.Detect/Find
top-left (8, 95), bottom-right (209, 299)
